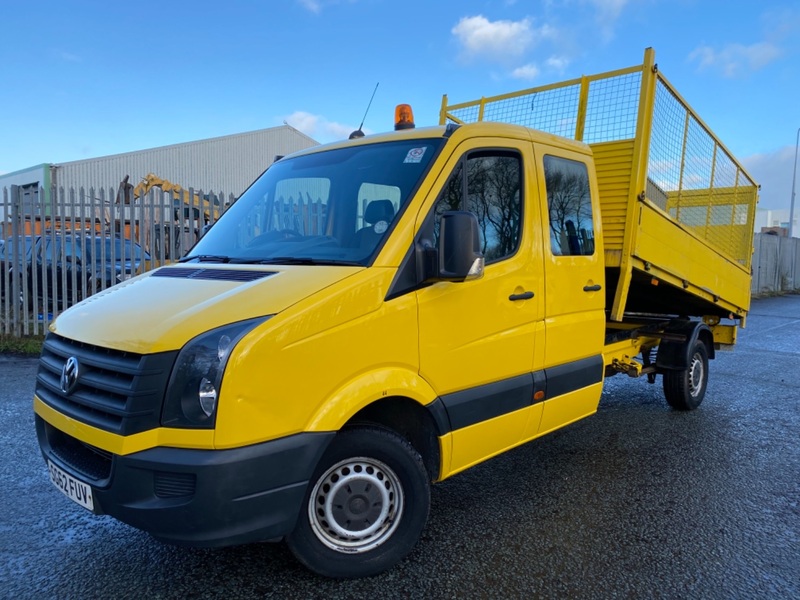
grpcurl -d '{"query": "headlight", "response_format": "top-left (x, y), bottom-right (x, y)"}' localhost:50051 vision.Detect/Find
top-left (162, 317), bottom-right (269, 428)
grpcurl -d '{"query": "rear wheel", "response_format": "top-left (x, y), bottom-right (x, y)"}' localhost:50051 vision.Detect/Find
top-left (286, 425), bottom-right (430, 579)
top-left (663, 340), bottom-right (709, 410)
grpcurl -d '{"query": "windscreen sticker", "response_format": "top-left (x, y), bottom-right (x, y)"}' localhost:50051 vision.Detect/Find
top-left (404, 147), bottom-right (427, 163)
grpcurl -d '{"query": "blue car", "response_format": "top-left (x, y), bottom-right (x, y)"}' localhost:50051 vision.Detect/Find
top-left (28, 234), bottom-right (150, 308)
top-left (0, 235), bottom-right (36, 300)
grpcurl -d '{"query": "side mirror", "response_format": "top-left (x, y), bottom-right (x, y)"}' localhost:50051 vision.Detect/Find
top-left (436, 211), bottom-right (484, 281)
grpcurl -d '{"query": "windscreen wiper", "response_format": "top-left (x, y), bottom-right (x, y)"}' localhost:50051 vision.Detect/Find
top-left (178, 255), bottom-right (231, 263)
top-left (232, 257), bottom-right (362, 266)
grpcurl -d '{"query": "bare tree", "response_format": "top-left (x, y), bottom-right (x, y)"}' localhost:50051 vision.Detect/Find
top-left (545, 166), bottom-right (592, 255)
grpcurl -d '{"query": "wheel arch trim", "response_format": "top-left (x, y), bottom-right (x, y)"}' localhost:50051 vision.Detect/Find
top-left (304, 367), bottom-right (440, 433)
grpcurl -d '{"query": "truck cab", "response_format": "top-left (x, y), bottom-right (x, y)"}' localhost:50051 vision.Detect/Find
top-left (36, 121), bottom-right (610, 578)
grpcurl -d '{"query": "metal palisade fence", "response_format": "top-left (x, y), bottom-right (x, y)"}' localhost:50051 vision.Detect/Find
top-left (1, 183), bottom-right (235, 336)
top-left (1, 184), bottom-right (798, 338)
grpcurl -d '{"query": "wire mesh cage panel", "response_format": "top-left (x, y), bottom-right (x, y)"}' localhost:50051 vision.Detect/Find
top-left (647, 78), bottom-right (757, 267)
top-left (583, 71), bottom-right (641, 143)
top-left (447, 82), bottom-right (581, 140)
top-left (445, 70), bottom-right (641, 144)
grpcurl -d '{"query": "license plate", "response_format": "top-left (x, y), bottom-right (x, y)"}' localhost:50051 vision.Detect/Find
top-left (47, 460), bottom-right (94, 511)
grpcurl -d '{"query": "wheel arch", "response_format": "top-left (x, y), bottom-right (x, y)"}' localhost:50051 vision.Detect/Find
top-left (304, 367), bottom-right (446, 481)
top-left (347, 396), bottom-right (444, 482)
top-left (656, 320), bottom-right (715, 371)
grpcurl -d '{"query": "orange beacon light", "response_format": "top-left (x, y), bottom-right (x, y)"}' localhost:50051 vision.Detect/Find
top-left (394, 104), bottom-right (415, 130)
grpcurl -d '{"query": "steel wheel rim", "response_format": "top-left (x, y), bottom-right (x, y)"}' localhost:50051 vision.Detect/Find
top-left (689, 352), bottom-right (705, 397)
top-left (308, 457), bottom-right (404, 553)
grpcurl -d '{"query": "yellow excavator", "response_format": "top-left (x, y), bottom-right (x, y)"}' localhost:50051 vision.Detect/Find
top-left (116, 173), bottom-right (221, 223)
top-left (115, 174), bottom-right (222, 260)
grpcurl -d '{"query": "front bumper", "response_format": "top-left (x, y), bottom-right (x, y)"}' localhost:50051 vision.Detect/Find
top-left (36, 415), bottom-right (334, 547)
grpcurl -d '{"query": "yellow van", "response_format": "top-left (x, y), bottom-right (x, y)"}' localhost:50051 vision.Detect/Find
top-left (35, 49), bottom-right (756, 578)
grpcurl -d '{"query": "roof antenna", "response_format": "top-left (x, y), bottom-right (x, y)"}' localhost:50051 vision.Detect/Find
top-left (349, 82), bottom-right (379, 139)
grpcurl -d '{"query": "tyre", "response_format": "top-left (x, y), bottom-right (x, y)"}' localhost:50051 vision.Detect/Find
top-left (286, 425), bottom-right (430, 579)
top-left (663, 339), bottom-right (709, 410)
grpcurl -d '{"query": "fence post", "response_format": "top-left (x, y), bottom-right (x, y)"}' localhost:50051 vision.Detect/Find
top-left (9, 186), bottom-right (23, 337)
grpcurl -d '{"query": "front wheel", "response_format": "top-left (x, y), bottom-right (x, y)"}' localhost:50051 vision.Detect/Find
top-left (663, 340), bottom-right (709, 410)
top-left (286, 425), bottom-right (430, 579)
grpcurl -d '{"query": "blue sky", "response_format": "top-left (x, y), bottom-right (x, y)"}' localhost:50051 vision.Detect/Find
top-left (1, 0), bottom-right (798, 211)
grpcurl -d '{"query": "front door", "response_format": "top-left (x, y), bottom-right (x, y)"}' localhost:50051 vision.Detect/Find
top-left (416, 138), bottom-right (545, 476)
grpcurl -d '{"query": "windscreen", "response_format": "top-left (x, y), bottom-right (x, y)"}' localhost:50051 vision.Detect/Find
top-left (185, 138), bottom-right (443, 266)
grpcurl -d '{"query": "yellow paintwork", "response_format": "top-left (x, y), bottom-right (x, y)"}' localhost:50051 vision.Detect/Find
top-left (50, 264), bottom-right (363, 353)
top-left (34, 397), bottom-right (214, 454)
top-left (214, 266), bottom-right (422, 448)
top-left (634, 205), bottom-right (751, 316)
top-left (537, 382), bottom-right (604, 437)
top-left (602, 335), bottom-right (660, 379)
top-left (711, 323), bottom-right (737, 346)
top-left (444, 405), bottom-right (542, 478)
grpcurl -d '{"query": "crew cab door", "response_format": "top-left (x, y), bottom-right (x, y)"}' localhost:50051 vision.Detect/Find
top-left (533, 145), bottom-right (606, 435)
top-left (415, 138), bottom-right (545, 476)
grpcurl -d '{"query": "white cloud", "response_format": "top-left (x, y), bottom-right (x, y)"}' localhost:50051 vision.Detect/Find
top-left (689, 42), bottom-right (782, 78)
top-left (584, 0), bottom-right (630, 41)
top-left (452, 15), bottom-right (555, 62)
top-left (297, 0), bottom-right (322, 13)
top-left (760, 7), bottom-right (800, 42)
top-left (283, 111), bottom-right (362, 142)
top-left (741, 145), bottom-right (797, 211)
top-left (297, 0), bottom-right (357, 13)
top-left (545, 55), bottom-right (570, 71)
top-left (511, 63), bottom-right (540, 81)
top-left (588, 0), bottom-right (629, 20)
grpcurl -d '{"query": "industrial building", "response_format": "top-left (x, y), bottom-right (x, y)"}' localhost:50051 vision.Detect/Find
top-left (0, 124), bottom-right (319, 217)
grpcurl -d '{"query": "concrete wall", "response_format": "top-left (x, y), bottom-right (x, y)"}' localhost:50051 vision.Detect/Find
top-left (751, 233), bottom-right (800, 294)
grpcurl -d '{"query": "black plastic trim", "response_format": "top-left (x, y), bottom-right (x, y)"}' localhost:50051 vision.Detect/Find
top-left (441, 373), bottom-right (534, 431)
top-left (437, 355), bottom-right (603, 434)
top-left (37, 414), bottom-right (335, 548)
top-left (424, 397), bottom-right (452, 436)
top-left (544, 355), bottom-right (604, 398)
top-left (385, 244), bottom-right (420, 301)
top-left (151, 268), bottom-right (277, 282)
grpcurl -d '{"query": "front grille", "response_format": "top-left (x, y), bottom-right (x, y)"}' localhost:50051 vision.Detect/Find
top-left (36, 333), bottom-right (178, 435)
top-left (44, 420), bottom-right (112, 482)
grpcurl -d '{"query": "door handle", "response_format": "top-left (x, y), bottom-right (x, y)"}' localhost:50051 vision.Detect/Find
top-left (508, 291), bottom-right (534, 301)
top-left (583, 284), bottom-right (602, 292)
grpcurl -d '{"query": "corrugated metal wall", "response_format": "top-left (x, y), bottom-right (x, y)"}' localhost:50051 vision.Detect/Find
top-left (51, 125), bottom-right (318, 199)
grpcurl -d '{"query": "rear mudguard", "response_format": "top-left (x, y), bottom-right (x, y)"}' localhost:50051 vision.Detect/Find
top-left (655, 320), bottom-right (715, 371)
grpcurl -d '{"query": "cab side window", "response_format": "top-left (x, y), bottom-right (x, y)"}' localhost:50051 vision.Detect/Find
top-left (543, 155), bottom-right (595, 256)
top-left (431, 150), bottom-right (522, 264)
